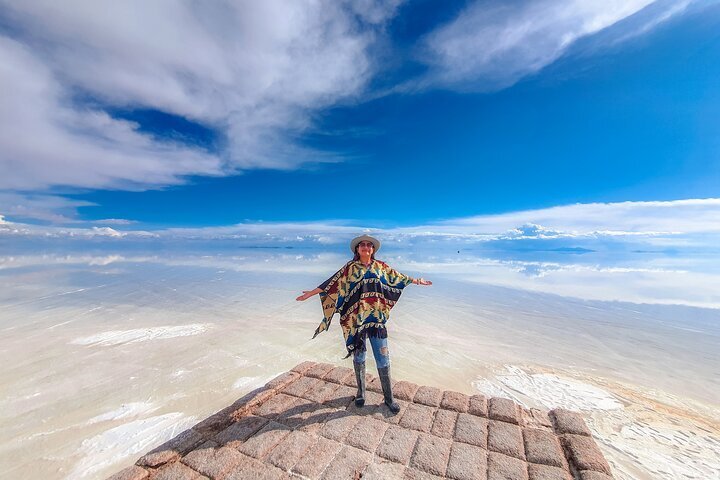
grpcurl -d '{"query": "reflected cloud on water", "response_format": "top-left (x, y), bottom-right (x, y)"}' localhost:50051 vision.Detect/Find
top-left (1, 232), bottom-right (719, 309)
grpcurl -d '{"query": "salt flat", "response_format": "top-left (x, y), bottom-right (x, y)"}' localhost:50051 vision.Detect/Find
top-left (0, 250), bottom-right (717, 479)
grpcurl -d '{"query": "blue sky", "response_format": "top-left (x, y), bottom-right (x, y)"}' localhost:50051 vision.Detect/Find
top-left (0, 0), bottom-right (718, 232)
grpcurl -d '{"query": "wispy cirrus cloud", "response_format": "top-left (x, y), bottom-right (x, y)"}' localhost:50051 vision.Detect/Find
top-left (0, 192), bottom-right (97, 225)
top-left (417, 0), bottom-right (691, 91)
top-left (0, 35), bottom-right (223, 191)
top-left (0, 192), bottom-right (141, 226)
top-left (0, 0), bottom-right (402, 193)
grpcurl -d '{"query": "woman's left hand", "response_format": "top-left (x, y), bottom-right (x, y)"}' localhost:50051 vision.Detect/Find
top-left (416, 278), bottom-right (432, 286)
top-left (296, 287), bottom-right (322, 301)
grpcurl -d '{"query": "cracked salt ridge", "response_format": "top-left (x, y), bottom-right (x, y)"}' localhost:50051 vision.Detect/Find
top-left (472, 365), bottom-right (623, 411)
top-left (70, 323), bottom-right (211, 346)
top-left (611, 422), bottom-right (720, 479)
top-left (68, 413), bottom-right (196, 479)
top-left (473, 365), bottom-right (720, 480)
top-left (504, 365), bottom-right (623, 411)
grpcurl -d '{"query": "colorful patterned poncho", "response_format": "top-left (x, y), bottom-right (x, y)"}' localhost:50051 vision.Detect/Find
top-left (312, 259), bottom-right (415, 357)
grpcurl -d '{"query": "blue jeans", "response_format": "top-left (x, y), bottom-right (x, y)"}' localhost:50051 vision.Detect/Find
top-left (353, 335), bottom-right (390, 368)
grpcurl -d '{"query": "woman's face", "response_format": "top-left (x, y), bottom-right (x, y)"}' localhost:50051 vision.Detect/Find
top-left (357, 241), bottom-right (374, 256)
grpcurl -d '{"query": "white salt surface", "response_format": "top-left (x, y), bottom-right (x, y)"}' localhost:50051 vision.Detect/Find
top-left (86, 403), bottom-right (158, 424)
top-left (471, 365), bottom-right (720, 480)
top-left (611, 422), bottom-right (720, 479)
top-left (0, 253), bottom-right (717, 479)
top-left (68, 413), bottom-right (196, 479)
top-left (70, 324), bottom-right (211, 346)
top-left (232, 376), bottom-right (263, 390)
top-left (470, 379), bottom-right (511, 400)
top-left (476, 365), bottom-right (624, 411)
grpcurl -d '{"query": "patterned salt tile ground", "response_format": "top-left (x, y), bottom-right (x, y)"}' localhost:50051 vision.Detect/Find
top-left (109, 362), bottom-right (614, 480)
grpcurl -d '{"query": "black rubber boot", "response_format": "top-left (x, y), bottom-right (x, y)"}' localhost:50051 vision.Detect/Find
top-left (353, 361), bottom-right (366, 407)
top-left (378, 366), bottom-right (400, 414)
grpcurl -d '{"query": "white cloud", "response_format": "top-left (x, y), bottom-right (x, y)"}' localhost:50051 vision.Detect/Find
top-left (0, 1), bottom-right (401, 190)
top-left (503, 223), bottom-right (566, 239)
top-left (2, 198), bottom-right (719, 244)
top-left (0, 192), bottom-right (98, 224)
top-left (0, 192), bottom-right (138, 226)
top-left (0, 220), bottom-right (158, 239)
top-left (161, 197), bottom-right (720, 242)
top-left (94, 219), bottom-right (137, 226)
top-left (418, 0), bottom-right (689, 91)
top-left (599, 0), bottom-right (692, 46)
top-left (89, 227), bottom-right (124, 238)
top-left (0, 35), bottom-right (222, 191)
top-left (430, 198), bottom-right (720, 235)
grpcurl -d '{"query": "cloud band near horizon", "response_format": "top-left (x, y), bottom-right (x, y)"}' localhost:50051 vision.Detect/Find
top-left (2, 198), bottom-right (719, 242)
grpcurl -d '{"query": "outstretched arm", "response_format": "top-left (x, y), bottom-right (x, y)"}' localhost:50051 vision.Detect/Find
top-left (296, 287), bottom-right (322, 301)
top-left (384, 263), bottom-right (432, 288)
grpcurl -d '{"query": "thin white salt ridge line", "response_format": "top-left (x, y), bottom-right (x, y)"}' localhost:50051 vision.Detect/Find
top-left (70, 324), bottom-right (211, 346)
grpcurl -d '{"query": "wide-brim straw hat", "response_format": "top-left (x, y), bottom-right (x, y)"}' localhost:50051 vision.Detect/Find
top-left (350, 234), bottom-right (381, 253)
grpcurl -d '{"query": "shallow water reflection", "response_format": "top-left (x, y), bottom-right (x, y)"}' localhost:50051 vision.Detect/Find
top-left (0, 246), bottom-right (718, 479)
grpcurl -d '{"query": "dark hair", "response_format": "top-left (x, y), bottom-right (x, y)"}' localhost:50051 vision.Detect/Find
top-left (353, 244), bottom-right (376, 262)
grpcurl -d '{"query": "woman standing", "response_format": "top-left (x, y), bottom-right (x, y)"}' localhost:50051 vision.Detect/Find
top-left (296, 235), bottom-right (432, 413)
